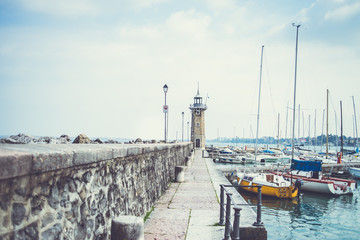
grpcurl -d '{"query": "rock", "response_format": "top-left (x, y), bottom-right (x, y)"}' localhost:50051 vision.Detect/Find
top-left (41, 213), bottom-right (55, 228)
top-left (0, 195), bottom-right (11, 211)
top-left (134, 138), bottom-right (143, 144)
top-left (104, 139), bottom-right (119, 144)
top-left (5, 133), bottom-right (35, 144)
top-left (41, 223), bottom-right (62, 240)
top-left (48, 185), bottom-right (59, 209)
top-left (94, 138), bottom-right (103, 144)
top-left (12, 221), bottom-right (39, 240)
top-left (1, 138), bottom-right (18, 144)
top-left (12, 203), bottom-right (26, 225)
top-left (73, 134), bottom-right (91, 144)
top-left (60, 134), bottom-right (71, 142)
top-left (31, 195), bottom-right (44, 216)
top-left (82, 171), bottom-right (92, 183)
top-left (0, 133), bottom-right (73, 144)
top-left (36, 136), bottom-right (52, 144)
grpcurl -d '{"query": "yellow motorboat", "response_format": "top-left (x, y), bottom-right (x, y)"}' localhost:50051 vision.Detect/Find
top-left (236, 172), bottom-right (300, 199)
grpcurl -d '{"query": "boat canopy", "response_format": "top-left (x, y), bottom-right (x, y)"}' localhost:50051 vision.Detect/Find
top-left (262, 149), bottom-right (274, 154)
top-left (291, 159), bottom-right (322, 172)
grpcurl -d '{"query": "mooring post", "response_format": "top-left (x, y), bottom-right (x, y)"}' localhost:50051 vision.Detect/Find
top-left (232, 206), bottom-right (242, 240)
top-left (111, 215), bottom-right (144, 240)
top-left (175, 166), bottom-right (186, 182)
top-left (219, 185), bottom-right (225, 225)
top-left (253, 185), bottom-right (263, 226)
top-left (224, 192), bottom-right (232, 240)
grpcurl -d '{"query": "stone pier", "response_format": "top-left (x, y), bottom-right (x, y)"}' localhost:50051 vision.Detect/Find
top-left (0, 143), bottom-right (192, 240)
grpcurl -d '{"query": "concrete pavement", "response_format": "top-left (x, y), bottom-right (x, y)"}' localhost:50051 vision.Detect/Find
top-left (144, 149), bottom-right (266, 240)
top-left (144, 149), bottom-right (223, 239)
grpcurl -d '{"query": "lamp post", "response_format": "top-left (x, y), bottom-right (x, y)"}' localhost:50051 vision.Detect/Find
top-left (163, 84), bottom-right (168, 143)
top-left (187, 121), bottom-right (189, 142)
top-left (182, 112), bottom-right (184, 142)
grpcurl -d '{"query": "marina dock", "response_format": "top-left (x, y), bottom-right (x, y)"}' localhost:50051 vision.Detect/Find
top-left (144, 149), bottom-right (267, 240)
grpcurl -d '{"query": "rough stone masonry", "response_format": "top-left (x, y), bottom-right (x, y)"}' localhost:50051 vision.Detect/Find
top-left (0, 143), bottom-right (192, 240)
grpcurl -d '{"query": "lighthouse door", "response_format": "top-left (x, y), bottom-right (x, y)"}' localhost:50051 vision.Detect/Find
top-left (196, 139), bottom-right (201, 148)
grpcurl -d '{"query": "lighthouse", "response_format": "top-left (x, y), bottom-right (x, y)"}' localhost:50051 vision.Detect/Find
top-left (189, 87), bottom-right (207, 149)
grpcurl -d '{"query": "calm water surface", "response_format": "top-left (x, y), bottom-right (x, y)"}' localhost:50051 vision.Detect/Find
top-left (209, 142), bottom-right (360, 239)
top-left (239, 181), bottom-right (360, 240)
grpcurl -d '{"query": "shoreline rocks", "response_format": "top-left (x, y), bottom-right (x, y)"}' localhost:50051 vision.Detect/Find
top-left (0, 133), bottom-right (158, 145)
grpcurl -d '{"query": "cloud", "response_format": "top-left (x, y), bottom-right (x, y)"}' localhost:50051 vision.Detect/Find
top-left (206, 0), bottom-right (236, 12)
top-left (131, 0), bottom-right (171, 9)
top-left (17, 0), bottom-right (100, 17)
top-left (14, 0), bottom-right (172, 17)
top-left (166, 9), bottom-right (211, 40)
top-left (325, 2), bottom-right (360, 20)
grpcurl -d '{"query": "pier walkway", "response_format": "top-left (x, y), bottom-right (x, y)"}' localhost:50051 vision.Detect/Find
top-left (144, 149), bottom-right (266, 240)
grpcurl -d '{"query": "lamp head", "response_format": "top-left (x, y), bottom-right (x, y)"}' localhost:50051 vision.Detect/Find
top-left (163, 84), bottom-right (168, 93)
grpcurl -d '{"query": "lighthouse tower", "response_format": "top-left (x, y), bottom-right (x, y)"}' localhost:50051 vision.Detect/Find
top-left (189, 87), bottom-right (207, 149)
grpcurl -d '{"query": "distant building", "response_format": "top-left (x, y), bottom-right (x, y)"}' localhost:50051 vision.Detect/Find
top-left (189, 87), bottom-right (207, 149)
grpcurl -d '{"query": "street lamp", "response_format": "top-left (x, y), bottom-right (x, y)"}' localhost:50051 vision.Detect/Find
top-left (163, 84), bottom-right (168, 143)
top-left (187, 121), bottom-right (189, 142)
top-left (182, 112), bottom-right (184, 142)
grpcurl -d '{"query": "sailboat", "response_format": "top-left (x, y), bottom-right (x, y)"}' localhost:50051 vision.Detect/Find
top-left (348, 96), bottom-right (360, 176)
top-left (236, 171), bottom-right (300, 199)
top-left (236, 45), bottom-right (299, 199)
top-left (273, 25), bottom-right (357, 196)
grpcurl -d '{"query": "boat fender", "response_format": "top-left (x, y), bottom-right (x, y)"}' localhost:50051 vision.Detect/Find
top-left (293, 179), bottom-right (302, 194)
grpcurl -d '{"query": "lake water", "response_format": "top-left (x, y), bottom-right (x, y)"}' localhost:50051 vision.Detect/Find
top-left (210, 141), bottom-right (360, 239)
top-left (238, 180), bottom-right (360, 240)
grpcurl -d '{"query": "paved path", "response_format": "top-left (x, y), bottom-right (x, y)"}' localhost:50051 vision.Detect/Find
top-left (144, 150), bottom-right (224, 240)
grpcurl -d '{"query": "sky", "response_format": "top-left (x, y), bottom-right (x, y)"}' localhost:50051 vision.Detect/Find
top-left (1, 0), bottom-right (360, 141)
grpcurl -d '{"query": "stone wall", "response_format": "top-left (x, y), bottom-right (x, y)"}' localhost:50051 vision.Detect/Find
top-left (0, 143), bottom-right (192, 240)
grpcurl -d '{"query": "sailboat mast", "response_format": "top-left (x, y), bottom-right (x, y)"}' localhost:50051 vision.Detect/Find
top-left (298, 104), bottom-right (301, 143)
top-left (314, 109), bottom-right (317, 151)
top-left (255, 45), bottom-right (264, 162)
top-left (291, 24), bottom-right (301, 162)
top-left (335, 112), bottom-right (338, 152)
top-left (326, 89), bottom-right (329, 159)
top-left (285, 101), bottom-right (289, 142)
top-left (308, 114), bottom-right (311, 147)
top-left (277, 113), bottom-right (280, 147)
top-left (340, 101), bottom-right (344, 155)
top-left (321, 109), bottom-right (325, 152)
top-left (352, 96), bottom-right (358, 149)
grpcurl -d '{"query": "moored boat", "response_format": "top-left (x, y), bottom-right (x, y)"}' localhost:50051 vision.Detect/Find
top-left (219, 155), bottom-right (244, 164)
top-left (236, 172), bottom-right (300, 199)
top-left (349, 167), bottom-right (360, 179)
top-left (272, 159), bottom-right (356, 196)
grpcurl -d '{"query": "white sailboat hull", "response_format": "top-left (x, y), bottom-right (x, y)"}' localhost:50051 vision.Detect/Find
top-left (274, 171), bottom-right (356, 195)
top-left (349, 167), bottom-right (360, 178)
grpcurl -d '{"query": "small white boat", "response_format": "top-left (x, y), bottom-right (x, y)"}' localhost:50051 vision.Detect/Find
top-left (219, 153), bottom-right (255, 164)
top-left (219, 155), bottom-right (243, 164)
top-left (243, 154), bottom-right (289, 164)
top-left (349, 167), bottom-right (360, 179)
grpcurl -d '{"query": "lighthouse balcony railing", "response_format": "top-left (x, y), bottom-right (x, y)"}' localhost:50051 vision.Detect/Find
top-left (189, 103), bottom-right (207, 109)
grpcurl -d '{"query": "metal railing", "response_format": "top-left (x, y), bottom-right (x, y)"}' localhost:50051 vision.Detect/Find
top-left (219, 184), bottom-right (264, 240)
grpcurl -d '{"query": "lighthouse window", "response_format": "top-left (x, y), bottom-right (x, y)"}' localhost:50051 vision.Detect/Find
top-left (196, 123), bottom-right (200, 127)
top-left (196, 110), bottom-right (200, 115)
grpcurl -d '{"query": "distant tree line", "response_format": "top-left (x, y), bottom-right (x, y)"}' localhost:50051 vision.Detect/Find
top-left (208, 134), bottom-right (359, 147)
